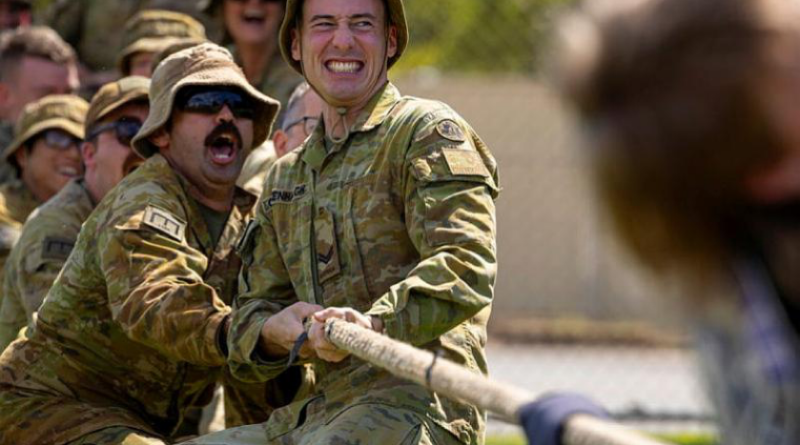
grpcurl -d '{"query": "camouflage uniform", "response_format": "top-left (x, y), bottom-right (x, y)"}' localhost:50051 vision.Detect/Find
top-left (0, 154), bottom-right (276, 445)
top-left (0, 94), bottom-right (88, 323)
top-left (186, 82), bottom-right (500, 445)
top-left (45, 0), bottom-right (216, 72)
top-left (0, 179), bottom-right (93, 351)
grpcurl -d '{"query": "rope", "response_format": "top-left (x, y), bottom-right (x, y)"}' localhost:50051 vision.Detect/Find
top-left (324, 319), bottom-right (673, 445)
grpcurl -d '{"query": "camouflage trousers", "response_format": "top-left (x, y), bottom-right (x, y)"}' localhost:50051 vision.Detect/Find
top-left (66, 427), bottom-right (166, 445)
top-left (180, 402), bottom-right (464, 445)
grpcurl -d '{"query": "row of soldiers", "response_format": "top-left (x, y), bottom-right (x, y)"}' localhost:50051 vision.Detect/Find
top-left (0, 0), bottom-right (503, 444)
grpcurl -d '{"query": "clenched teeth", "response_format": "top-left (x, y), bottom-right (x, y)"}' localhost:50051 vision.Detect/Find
top-left (327, 61), bottom-right (361, 74)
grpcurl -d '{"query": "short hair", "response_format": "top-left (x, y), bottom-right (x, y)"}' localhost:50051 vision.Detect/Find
top-left (279, 82), bottom-right (312, 130)
top-left (0, 26), bottom-right (76, 81)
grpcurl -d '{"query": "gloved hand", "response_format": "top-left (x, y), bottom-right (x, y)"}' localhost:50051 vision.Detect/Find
top-left (519, 392), bottom-right (609, 445)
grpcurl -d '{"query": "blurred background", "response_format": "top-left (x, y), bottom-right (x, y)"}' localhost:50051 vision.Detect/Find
top-left (16, 0), bottom-right (717, 443)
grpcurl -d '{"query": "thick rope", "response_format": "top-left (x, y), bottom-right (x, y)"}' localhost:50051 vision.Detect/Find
top-left (324, 319), bottom-right (672, 445)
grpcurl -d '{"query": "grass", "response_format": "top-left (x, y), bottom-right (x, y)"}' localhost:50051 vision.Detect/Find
top-left (486, 433), bottom-right (717, 445)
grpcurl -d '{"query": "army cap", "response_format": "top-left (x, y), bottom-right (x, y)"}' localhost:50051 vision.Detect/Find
top-left (132, 42), bottom-right (281, 158)
top-left (4, 95), bottom-right (89, 162)
top-left (118, 10), bottom-right (207, 74)
top-left (279, 0), bottom-right (408, 75)
top-left (85, 76), bottom-right (151, 135)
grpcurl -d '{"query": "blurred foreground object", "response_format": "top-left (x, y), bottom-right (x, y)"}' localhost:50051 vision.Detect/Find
top-left (554, 0), bottom-right (800, 443)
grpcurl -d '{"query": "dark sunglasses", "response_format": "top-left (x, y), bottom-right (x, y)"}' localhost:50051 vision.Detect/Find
top-left (87, 118), bottom-right (143, 147)
top-left (175, 88), bottom-right (255, 120)
top-left (37, 129), bottom-right (81, 150)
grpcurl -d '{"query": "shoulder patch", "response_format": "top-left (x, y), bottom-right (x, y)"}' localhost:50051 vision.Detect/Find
top-left (41, 236), bottom-right (75, 262)
top-left (442, 148), bottom-right (490, 177)
top-left (142, 205), bottom-right (186, 242)
top-left (436, 119), bottom-right (467, 143)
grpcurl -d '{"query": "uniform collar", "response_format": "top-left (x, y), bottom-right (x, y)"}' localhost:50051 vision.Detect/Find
top-left (301, 82), bottom-right (402, 171)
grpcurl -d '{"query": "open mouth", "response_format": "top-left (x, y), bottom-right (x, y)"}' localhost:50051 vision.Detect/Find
top-left (326, 60), bottom-right (364, 75)
top-left (207, 133), bottom-right (240, 166)
top-left (57, 166), bottom-right (80, 178)
top-left (241, 10), bottom-right (266, 25)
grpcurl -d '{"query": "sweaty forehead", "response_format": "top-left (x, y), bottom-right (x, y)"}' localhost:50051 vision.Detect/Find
top-left (301, 0), bottom-right (386, 22)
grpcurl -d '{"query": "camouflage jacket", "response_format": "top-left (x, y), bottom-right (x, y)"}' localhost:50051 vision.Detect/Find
top-left (237, 140), bottom-right (277, 197)
top-left (0, 155), bottom-right (284, 445)
top-left (0, 180), bottom-right (40, 308)
top-left (0, 179), bottom-right (94, 352)
top-left (230, 83), bottom-right (500, 444)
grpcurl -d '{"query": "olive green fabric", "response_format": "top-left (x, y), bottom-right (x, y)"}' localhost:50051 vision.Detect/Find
top-left (237, 140), bottom-right (277, 197)
top-left (131, 42), bottom-right (281, 159)
top-left (3, 95), bottom-right (89, 164)
top-left (279, 0), bottom-right (408, 74)
top-left (0, 179), bottom-right (94, 352)
top-left (0, 122), bottom-right (18, 184)
top-left (85, 76), bottom-right (151, 135)
top-left (188, 83), bottom-right (499, 444)
top-left (117, 10), bottom-right (207, 75)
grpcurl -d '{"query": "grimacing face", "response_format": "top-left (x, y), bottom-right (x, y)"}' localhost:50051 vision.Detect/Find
top-left (83, 102), bottom-right (149, 202)
top-left (291, 0), bottom-right (397, 109)
top-left (153, 90), bottom-right (255, 203)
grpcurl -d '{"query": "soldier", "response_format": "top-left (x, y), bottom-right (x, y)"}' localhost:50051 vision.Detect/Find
top-left (552, 0), bottom-right (800, 442)
top-left (118, 10), bottom-right (207, 78)
top-left (201, 0), bottom-right (302, 116)
top-left (0, 43), bottom-right (290, 445)
top-left (0, 76), bottom-right (150, 352)
top-left (186, 0), bottom-right (500, 443)
top-left (271, 81), bottom-right (322, 158)
top-left (0, 26), bottom-right (81, 184)
top-left (0, 94), bottom-right (88, 302)
top-left (0, 0), bottom-right (31, 31)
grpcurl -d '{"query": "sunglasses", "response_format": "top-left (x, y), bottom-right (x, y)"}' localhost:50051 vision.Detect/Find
top-left (175, 88), bottom-right (256, 120)
top-left (37, 129), bottom-right (81, 150)
top-left (87, 118), bottom-right (143, 147)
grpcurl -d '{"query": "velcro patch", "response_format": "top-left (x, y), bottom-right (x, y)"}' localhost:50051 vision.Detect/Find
top-left (42, 236), bottom-right (75, 262)
top-left (436, 119), bottom-right (467, 142)
top-left (142, 205), bottom-right (186, 242)
top-left (442, 148), bottom-right (489, 177)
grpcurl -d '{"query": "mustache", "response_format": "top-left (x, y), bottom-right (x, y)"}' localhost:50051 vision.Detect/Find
top-left (204, 122), bottom-right (243, 148)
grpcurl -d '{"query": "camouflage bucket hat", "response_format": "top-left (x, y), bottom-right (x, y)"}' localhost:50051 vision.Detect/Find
top-left (85, 76), bottom-right (151, 135)
top-left (117, 10), bottom-right (207, 75)
top-left (4, 95), bottom-right (89, 162)
top-left (132, 42), bottom-right (281, 158)
top-left (279, 0), bottom-right (408, 75)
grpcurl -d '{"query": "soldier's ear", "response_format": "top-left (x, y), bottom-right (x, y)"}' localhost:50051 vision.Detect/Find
top-left (81, 141), bottom-right (97, 169)
top-left (149, 128), bottom-right (170, 150)
top-left (273, 129), bottom-right (289, 158)
top-left (291, 28), bottom-right (302, 62)
top-left (386, 25), bottom-right (398, 59)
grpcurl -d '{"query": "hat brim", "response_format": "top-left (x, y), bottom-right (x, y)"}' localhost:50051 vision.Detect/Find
top-left (118, 37), bottom-right (182, 74)
top-left (132, 65), bottom-right (280, 159)
top-left (86, 88), bottom-right (150, 135)
top-left (279, 0), bottom-right (408, 75)
top-left (3, 118), bottom-right (85, 162)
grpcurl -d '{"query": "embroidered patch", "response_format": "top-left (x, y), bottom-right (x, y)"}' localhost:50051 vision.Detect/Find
top-left (142, 205), bottom-right (186, 242)
top-left (436, 119), bottom-right (466, 143)
top-left (442, 148), bottom-right (489, 177)
top-left (41, 236), bottom-right (75, 261)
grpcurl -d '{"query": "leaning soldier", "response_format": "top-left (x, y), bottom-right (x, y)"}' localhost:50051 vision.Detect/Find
top-left (0, 76), bottom-right (150, 352)
top-left (0, 43), bottom-right (295, 445)
top-left (0, 94), bottom-right (88, 302)
top-left (118, 9), bottom-right (207, 78)
top-left (186, 0), bottom-right (500, 443)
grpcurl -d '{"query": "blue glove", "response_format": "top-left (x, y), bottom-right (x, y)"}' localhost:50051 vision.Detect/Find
top-left (519, 392), bottom-right (610, 445)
